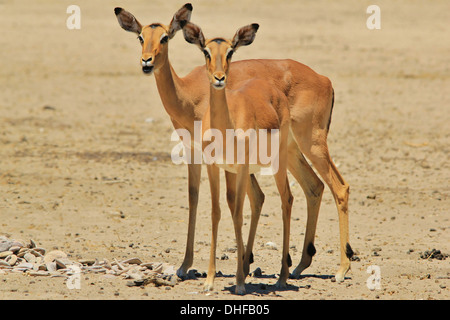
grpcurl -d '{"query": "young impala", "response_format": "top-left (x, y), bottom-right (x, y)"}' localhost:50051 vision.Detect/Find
top-left (182, 21), bottom-right (293, 294)
top-left (115, 3), bottom-right (265, 283)
top-left (115, 3), bottom-right (353, 287)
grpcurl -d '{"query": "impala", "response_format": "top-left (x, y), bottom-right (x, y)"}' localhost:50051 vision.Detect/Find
top-left (182, 21), bottom-right (294, 294)
top-left (114, 3), bottom-right (353, 288)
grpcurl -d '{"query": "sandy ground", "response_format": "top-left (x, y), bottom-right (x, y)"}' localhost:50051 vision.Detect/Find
top-left (0, 0), bottom-right (449, 300)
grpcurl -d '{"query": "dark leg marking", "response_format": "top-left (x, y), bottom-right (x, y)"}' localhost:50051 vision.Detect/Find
top-left (287, 253), bottom-right (292, 267)
top-left (345, 243), bottom-right (354, 259)
top-left (326, 89), bottom-right (335, 132)
top-left (307, 242), bottom-right (316, 257)
top-left (243, 252), bottom-right (254, 264)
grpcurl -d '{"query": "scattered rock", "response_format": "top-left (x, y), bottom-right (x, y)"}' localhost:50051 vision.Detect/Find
top-left (0, 235), bottom-right (182, 289)
top-left (5, 255), bottom-right (17, 266)
top-left (29, 239), bottom-right (37, 249)
top-left (16, 262), bottom-right (33, 269)
top-left (161, 264), bottom-right (176, 275)
top-left (55, 258), bottom-right (69, 269)
top-left (121, 257), bottom-right (142, 265)
top-left (0, 251), bottom-right (13, 259)
top-left (420, 249), bottom-right (448, 260)
top-left (31, 248), bottom-right (46, 256)
top-left (350, 255), bottom-right (361, 262)
top-left (44, 250), bottom-right (67, 264)
top-left (46, 261), bottom-right (57, 272)
top-left (0, 260), bottom-right (11, 267)
top-left (252, 267), bottom-right (263, 277)
top-left (79, 259), bottom-right (96, 266)
top-left (265, 242), bottom-right (278, 250)
top-left (0, 236), bottom-right (14, 252)
top-left (420, 274), bottom-right (431, 280)
top-left (24, 253), bottom-right (36, 264)
top-left (9, 246), bottom-right (21, 254)
top-left (140, 262), bottom-right (154, 269)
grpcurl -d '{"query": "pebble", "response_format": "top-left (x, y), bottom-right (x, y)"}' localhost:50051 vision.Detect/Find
top-left (24, 253), bottom-right (36, 264)
top-left (44, 250), bottom-right (67, 264)
top-left (9, 246), bottom-right (21, 253)
top-left (79, 259), bottom-right (96, 266)
top-left (420, 249), bottom-right (448, 260)
top-left (252, 267), bottom-right (263, 277)
top-left (0, 236), bottom-right (13, 252)
top-left (162, 264), bottom-right (176, 275)
top-left (140, 262), bottom-right (154, 269)
top-left (16, 262), bottom-right (33, 269)
top-left (152, 263), bottom-right (164, 273)
top-left (55, 258), bottom-right (69, 269)
top-left (0, 251), bottom-right (13, 259)
top-left (31, 248), bottom-right (46, 256)
top-left (265, 242), bottom-right (278, 250)
top-left (0, 260), bottom-right (11, 267)
top-left (121, 257), bottom-right (142, 265)
top-left (29, 239), bottom-right (37, 249)
top-left (16, 248), bottom-right (28, 258)
top-left (46, 262), bottom-right (57, 272)
top-left (5, 255), bottom-right (17, 266)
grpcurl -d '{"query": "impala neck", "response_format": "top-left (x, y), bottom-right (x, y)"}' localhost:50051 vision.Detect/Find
top-left (153, 49), bottom-right (195, 132)
top-left (209, 86), bottom-right (233, 133)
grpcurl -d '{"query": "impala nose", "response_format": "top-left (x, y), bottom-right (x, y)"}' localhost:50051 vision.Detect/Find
top-left (212, 73), bottom-right (226, 89)
top-left (141, 57), bottom-right (152, 66)
top-left (141, 57), bottom-right (154, 74)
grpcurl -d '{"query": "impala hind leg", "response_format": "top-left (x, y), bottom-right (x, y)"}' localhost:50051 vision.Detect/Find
top-left (298, 136), bottom-right (352, 282)
top-left (176, 162), bottom-right (201, 279)
top-left (273, 173), bottom-right (293, 288)
top-left (270, 136), bottom-right (293, 288)
top-left (203, 165), bottom-right (221, 291)
top-left (287, 144), bottom-right (324, 278)
top-left (243, 174), bottom-right (265, 277)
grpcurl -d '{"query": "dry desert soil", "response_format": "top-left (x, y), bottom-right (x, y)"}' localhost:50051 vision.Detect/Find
top-left (0, 0), bottom-right (449, 301)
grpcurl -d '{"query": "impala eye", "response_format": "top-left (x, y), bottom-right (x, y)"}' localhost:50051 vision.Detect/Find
top-left (203, 49), bottom-right (210, 59)
top-left (160, 35), bottom-right (169, 44)
top-left (138, 35), bottom-right (144, 44)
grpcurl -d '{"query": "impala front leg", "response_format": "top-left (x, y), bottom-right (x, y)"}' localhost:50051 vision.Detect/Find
top-left (226, 172), bottom-right (264, 278)
top-left (176, 161), bottom-right (201, 279)
top-left (233, 164), bottom-right (249, 295)
top-left (204, 164), bottom-right (221, 292)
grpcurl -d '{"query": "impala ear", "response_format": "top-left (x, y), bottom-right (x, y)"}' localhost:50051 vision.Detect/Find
top-left (181, 21), bottom-right (206, 50)
top-left (168, 3), bottom-right (193, 39)
top-left (114, 7), bottom-right (143, 35)
top-left (231, 23), bottom-right (259, 50)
